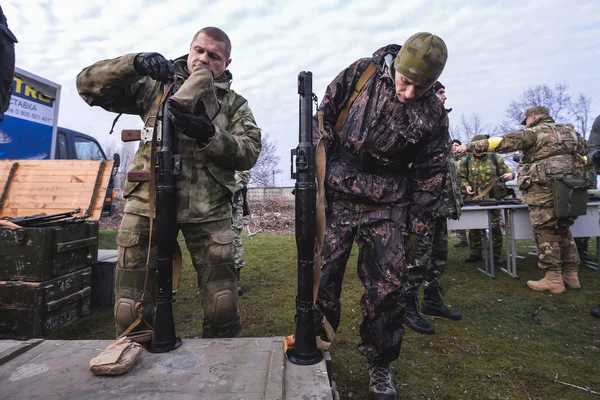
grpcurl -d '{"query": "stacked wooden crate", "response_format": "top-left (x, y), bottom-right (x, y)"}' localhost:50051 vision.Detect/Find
top-left (0, 160), bottom-right (112, 339)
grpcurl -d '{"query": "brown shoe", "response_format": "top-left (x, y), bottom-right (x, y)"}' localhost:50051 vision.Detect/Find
top-left (562, 271), bottom-right (581, 290)
top-left (527, 271), bottom-right (566, 294)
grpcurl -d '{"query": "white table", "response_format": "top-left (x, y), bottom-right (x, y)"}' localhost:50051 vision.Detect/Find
top-left (448, 202), bottom-right (600, 278)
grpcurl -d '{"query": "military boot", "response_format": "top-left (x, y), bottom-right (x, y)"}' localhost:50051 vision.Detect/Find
top-left (591, 305), bottom-right (600, 318)
top-left (562, 271), bottom-right (581, 290)
top-left (170, 66), bottom-right (220, 119)
top-left (421, 286), bottom-right (462, 320)
top-left (526, 271), bottom-right (566, 294)
top-left (368, 363), bottom-right (396, 400)
top-left (403, 296), bottom-right (435, 335)
top-left (463, 254), bottom-right (483, 263)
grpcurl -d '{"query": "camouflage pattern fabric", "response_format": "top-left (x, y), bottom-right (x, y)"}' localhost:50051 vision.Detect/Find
top-left (453, 154), bottom-right (468, 242)
top-left (466, 115), bottom-right (585, 273)
top-left (405, 217), bottom-right (448, 296)
top-left (316, 202), bottom-right (407, 365)
top-left (314, 44), bottom-right (450, 365)
top-left (468, 209), bottom-right (503, 257)
top-left (233, 170), bottom-right (251, 271)
top-left (76, 54), bottom-right (262, 223)
top-left (77, 53), bottom-right (260, 338)
top-left (457, 153), bottom-right (510, 256)
top-left (115, 213), bottom-right (240, 338)
top-left (455, 230), bottom-right (468, 242)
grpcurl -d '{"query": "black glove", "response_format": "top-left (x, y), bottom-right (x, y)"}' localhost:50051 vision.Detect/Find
top-left (592, 150), bottom-right (600, 168)
top-left (133, 52), bottom-right (174, 82)
top-left (167, 99), bottom-right (215, 144)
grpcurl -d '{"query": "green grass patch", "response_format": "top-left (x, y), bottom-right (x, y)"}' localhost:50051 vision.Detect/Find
top-left (50, 230), bottom-right (600, 399)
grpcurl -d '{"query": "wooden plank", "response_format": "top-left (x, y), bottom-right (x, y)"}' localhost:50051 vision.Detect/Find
top-left (0, 160), bottom-right (113, 220)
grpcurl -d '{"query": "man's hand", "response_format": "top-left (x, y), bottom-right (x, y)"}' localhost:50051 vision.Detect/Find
top-left (133, 52), bottom-right (174, 82)
top-left (167, 99), bottom-right (215, 144)
top-left (456, 144), bottom-right (467, 154)
top-left (466, 186), bottom-right (475, 195)
top-left (502, 172), bottom-right (514, 181)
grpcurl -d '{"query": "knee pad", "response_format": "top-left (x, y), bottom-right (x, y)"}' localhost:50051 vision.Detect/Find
top-left (203, 283), bottom-right (238, 323)
top-left (115, 298), bottom-right (138, 333)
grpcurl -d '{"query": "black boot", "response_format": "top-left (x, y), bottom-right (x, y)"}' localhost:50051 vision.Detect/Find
top-left (368, 363), bottom-right (397, 400)
top-left (454, 240), bottom-right (468, 248)
top-left (422, 286), bottom-right (462, 320)
top-left (464, 254), bottom-right (483, 263)
top-left (403, 295), bottom-right (435, 335)
top-left (592, 305), bottom-right (600, 318)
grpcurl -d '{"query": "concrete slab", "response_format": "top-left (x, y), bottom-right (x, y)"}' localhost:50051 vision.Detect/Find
top-left (0, 339), bottom-right (44, 366)
top-left (0, 337), bottom-right (333, 400)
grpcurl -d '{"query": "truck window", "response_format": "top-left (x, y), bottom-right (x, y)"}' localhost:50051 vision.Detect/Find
top-left (57, 132), bottom-right (68, 159)
top-left (74, 135), bottom-right (105, 160)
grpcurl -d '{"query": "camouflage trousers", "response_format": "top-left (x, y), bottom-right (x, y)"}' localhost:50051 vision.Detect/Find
top-left (455, 229), bottom-right (468, 243)
top-left (115, 213), bottom-right (241, 339)
top-left (529, 205), bottom-right (579, 273)
top-left (232, 191), bottom-right (245, 272)
top-left (405, 217), bottom-right (448, 296)
top-left (469, 209), bottom-right (502, 257)
top-left (316, 201), bottom-right (406, 365)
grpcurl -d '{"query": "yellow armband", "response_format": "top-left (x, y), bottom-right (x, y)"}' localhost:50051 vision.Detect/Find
top-left (488, 137), bottom-right (502, 152)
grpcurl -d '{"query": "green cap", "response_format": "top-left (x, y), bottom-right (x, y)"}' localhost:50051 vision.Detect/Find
top-left (521, 106), bottom-right (549, 125)
top-left (471, 134), bottom-right (487, 143)
top-left (394, 32), bottom-right (448, 87)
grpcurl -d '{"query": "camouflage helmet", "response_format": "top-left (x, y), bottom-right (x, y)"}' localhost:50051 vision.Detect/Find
top-left (471, 134), bottom-right (487, 142)
top-left (394, 32), bottom-right (448, 87)
top-left (521, 105), bottom-right (549, 125)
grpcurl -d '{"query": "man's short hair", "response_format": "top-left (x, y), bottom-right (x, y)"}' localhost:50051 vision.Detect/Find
top-left (452, 139), bottom-right (462, 145)
top-left (192, 27), bottom-right (232, 58)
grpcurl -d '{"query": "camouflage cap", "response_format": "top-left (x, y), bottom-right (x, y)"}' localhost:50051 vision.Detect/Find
top-left (471, 134), bottom-right (487, 142)
top-left (394, 32), bottom-right (448, 87)
top-left (521, 106), bottom-right (549, 125)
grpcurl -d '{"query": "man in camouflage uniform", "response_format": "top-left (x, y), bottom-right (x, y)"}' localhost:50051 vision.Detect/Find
top-left (457, 134), bottom-right (514, 265)
top-left (457, 106), bottom-right (586, 294)
top-left (77, 27), bottom-right (261, 338)
top-left (452, 142), bottom-right (469, 248)
top-left (403, 82), bottom-right (462, 336)
top-left (585, 114), bottom-right (600, 317)
top-left (233, 170), bottom-right (250, 296)
top-left (315, 32), bottom-right (449, 400)
top-left (0, 5), bottom-right (17, 121)
top-left (404, 155), bottom-right (463, 335)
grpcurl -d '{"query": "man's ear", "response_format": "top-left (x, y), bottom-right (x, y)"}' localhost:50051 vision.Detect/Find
top-left (225, 58), bottom-right (232, 69)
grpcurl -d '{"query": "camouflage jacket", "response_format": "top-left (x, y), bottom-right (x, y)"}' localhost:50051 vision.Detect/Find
top-left (437, 159), bottom-right (463, 220)
top-left (586, 115), bottom-right (600, 162)
top-left (77, 54), bottom-right (262, 223)
top-left (466, 116), bottom-right (586, 206)
top-left (457, 153), bottom-right (512, 200)
top-left (235, 170), bottom-right (251, 192)
top-left (315, 44), bottom-right (450, 236)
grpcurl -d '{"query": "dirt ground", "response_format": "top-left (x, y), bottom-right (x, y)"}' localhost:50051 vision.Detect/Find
top-left (100, 197), bottom-right (295, 234)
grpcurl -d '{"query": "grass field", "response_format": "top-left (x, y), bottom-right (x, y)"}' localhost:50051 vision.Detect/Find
top-left (54, 230), bottom-right (600, 399)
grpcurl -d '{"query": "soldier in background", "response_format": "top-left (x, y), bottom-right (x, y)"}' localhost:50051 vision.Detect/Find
top-left (457, 106), bottom-right (586, 294)
top-left (233, 170), bottom-right (251, 296)
top-left (451, 139), bottom-right (469, 247)
top-left (0, 5), bottom-right (17, 121)
top-left (77, 27), bottom-right (262, 338)
top-left (457, 135), bottom-right (514, 265)
top-left (585, 114), bottom-right (600, 317)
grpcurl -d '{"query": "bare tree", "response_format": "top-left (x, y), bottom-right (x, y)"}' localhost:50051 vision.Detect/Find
top-left (498, 83), bottom-right (593, 137)
top-left (249, 132), bottom-right (282, 187)
top-left (451, 113), bottom-right (490, 143)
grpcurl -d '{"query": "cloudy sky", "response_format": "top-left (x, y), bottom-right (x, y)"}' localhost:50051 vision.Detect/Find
top-left (4, 0), bottom-right (600, 185)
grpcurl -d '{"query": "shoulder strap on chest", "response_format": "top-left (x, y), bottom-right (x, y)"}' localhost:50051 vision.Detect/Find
top-left (334, 62), bottom-right (376, 133)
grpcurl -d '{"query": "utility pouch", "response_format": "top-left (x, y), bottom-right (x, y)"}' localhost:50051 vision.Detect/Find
top-left (552, 176), bottom-right (587, 217)
top-left (490, 181), bottom-right (508, 200)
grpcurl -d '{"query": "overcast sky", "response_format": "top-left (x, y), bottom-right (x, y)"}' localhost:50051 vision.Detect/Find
top-left (4, 0), bottom-right (600, 186)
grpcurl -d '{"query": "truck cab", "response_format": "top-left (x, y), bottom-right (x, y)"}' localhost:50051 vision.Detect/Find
top-left (55, 127), bottom-right (117, 217)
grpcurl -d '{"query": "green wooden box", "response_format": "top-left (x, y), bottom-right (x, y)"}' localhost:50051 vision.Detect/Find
top-left (0, 221), bottom-right (99, 281)
top-left (0, 267), bottom-right (92, 339)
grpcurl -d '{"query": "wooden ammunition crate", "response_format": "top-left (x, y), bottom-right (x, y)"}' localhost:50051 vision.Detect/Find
top-left (0, 267), bottom-right (92, 339)
top-left (0, 221), bottom-right (99, 281)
